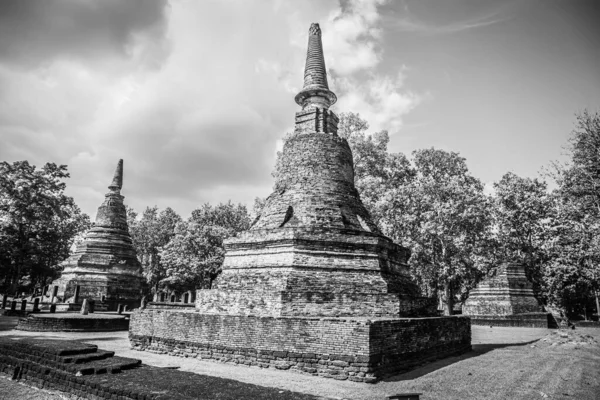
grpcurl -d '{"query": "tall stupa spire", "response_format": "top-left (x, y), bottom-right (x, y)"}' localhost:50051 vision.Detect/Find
top-left (108, 159), bottom-right (123, 192)
top-left (294, 23), bottom-right (337, 110)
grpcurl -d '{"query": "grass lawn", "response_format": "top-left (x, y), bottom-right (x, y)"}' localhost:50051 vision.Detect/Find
top-left (368, 328), bottom-right (600, 400)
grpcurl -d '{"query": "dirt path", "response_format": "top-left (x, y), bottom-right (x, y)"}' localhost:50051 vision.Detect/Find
top-left (1, 320), bottom-right (598, 400)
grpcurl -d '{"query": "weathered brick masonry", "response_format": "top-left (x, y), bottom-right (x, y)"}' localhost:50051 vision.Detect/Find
top-left (16, 314), bottom-right (129, 332)
top-left (130, 23), bottom-right (472, 382)
top-left (130, 307), bottom-right (470, 382)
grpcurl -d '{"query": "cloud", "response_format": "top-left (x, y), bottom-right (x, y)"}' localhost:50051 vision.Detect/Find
top-left (322, 0), bottom-right (420, 134)
top-left (0, 0), bottom-right (170, 69)
top-left (386, 0), bottom-right (511, 35)
top-left (335, 71), bottom-right (421, 134)
top-left (320, 0), bottom-right (386, 75)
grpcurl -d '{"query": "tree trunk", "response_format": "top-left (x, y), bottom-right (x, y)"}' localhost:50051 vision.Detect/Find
top-left (444, 283), bottom-right (454, 316)
top-left (595, 291), bottom-right (600, 320)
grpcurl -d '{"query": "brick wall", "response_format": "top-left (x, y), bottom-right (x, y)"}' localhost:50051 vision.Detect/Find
top-left (130, 307), bottom-right (470, 382)
top-left (16, 315), bottom-right (129, 332)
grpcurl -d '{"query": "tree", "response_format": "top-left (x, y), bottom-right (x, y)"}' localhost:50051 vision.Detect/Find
top-left (127, 206), bottom-right (182, 294)
top-left (379, 149), bottom-right (495, 314)
top-left (0, 161), bottom-right (90, 293)
top-left (544, 111), bottom-right (600, 316)
top-left (543, 196), bottom-right (600, 317)
top-left (493, 172), bottom-right (552, 300)
top-left (159, 202), bottom-right (250, 289)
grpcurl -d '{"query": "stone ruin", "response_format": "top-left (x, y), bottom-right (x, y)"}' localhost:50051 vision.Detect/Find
top-left (51, 159), bottom-right (145, 311)
top-left (130, 23), bottom-right (471, 382)
top-left (463, 262), bottom-right (549, 327)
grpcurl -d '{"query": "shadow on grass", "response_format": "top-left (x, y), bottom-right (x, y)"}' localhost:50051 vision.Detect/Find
top-left (0, 316), bottom-right (19, 331)
top-left (382, 340), bottom-right (540, 383)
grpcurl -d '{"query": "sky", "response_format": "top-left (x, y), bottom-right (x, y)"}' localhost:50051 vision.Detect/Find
top-left (1, 0), bottom-right (599, 220)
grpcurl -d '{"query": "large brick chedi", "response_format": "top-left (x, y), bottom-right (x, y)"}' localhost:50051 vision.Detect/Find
top-left (52, 160), bottom-right (145, 310)
top-left (131, 24), bottom-right (471, 382)
top-left (196, 23), bottom-right (418, 318)
top-left (463, 263), bottom-right (548, 327)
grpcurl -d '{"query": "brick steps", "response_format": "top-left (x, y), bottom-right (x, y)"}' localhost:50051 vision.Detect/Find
top-left (0, 338), bottom-right (138, 376)
top-left (0, 338), bottom-right (320, 400)
top-left (61, 349), bottom-right (115, 364)
top-left (70, 356), bottom-right (142, 375)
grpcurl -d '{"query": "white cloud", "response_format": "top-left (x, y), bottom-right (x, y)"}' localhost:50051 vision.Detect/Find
top-left (335, 71), bottom-right (420, 133)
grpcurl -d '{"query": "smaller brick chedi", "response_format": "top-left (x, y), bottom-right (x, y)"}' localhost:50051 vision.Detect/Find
top-left (130, 24), bottom-right (471, 382)
top-left (463, 263), bottom-right (548, 327)
top-left (52, 160), bottom-right (145, 310)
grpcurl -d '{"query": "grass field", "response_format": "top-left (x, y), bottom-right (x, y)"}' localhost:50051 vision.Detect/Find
top-left (0, 316), bottom-right (599, 399)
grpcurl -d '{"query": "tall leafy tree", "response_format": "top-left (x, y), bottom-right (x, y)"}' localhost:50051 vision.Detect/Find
top-left (378, 149), bottom-right (495, 314)
top-left (127, 206), bottom-right (182, 294)
top-left (0, 161), bottom-right (90, 293)
top-left (544, 110), bottom-right (600, 315)
top-left (159, 202), bottom-right (250, 289)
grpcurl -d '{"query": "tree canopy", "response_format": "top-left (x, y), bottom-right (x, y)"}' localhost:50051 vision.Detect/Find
top-left (158, 202), bottom-right (250, 290)
top-left (0, 161), bottom-right (90, 293)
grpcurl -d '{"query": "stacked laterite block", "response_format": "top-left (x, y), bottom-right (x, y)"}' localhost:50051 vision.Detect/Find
top-left (52, 160), bottom-right (145, 311)
top-left (463, 263), bottom-right (549, 327)
top-left (130, 23), bottom-right (472, 382)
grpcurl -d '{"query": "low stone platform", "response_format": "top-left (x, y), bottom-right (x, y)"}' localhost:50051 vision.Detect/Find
top-left (467, 313), bottom-right (550, 328)
top-left (16, 313), bottom-right (130, 332)
top-left (130, 305), bottom-right (471, 383)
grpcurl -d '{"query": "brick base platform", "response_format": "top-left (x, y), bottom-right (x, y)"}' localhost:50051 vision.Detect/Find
top-left (129, 306), bottom-right (471, 382)
top-left (16, 314), bottom-right (130, 332)
top-left (468, 313), bottom-right (550, 328)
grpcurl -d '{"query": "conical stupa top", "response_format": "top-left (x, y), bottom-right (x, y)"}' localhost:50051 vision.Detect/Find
top-left (295, 23), bottom-right (337, 109)
top-left (108, 159), bottom-right (123, 191)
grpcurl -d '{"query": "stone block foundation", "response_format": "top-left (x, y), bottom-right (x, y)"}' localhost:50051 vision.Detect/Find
top-left (129, 306), bottom-right (471, 382)
top-left (468, 313), bottom-right (551, 328)
top-left (16, 314), bottom-right (130, 332)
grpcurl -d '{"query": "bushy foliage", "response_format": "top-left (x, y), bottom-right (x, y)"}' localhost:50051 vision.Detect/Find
top-left (127, 206), bottom-right (182, 294)
top-left (0, 161), bottom-right (90, 293)
top-left (158, 202), bottom-right (250, 289)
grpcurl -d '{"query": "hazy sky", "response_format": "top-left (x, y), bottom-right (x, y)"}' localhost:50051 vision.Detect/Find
top-left (1, 0), bottom-right (599, 219)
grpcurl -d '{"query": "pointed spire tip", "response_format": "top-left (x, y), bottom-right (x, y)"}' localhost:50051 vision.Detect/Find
top-left (295, 23), bottom-right (336, 109)
top-left (108, 159), bottom-right (123, 191)
top-left (309, 23), bottom-right (321, 36)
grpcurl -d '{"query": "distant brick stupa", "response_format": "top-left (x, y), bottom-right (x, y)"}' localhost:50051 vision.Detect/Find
top-left (131, 23), bottom-right (471, 382)
top-left (463, 263), bottom-right (548, 327)
top-left (52, 160), bottom-right (145, 310)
